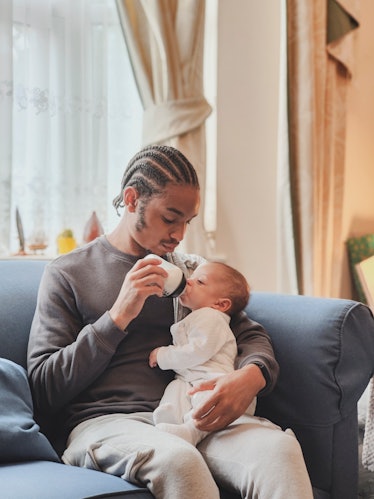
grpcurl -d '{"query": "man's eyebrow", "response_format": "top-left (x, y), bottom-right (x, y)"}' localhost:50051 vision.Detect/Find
top-left (166, 207), bottom-right (184, 216)
top-left (166, 207), bottom-right (198, 220)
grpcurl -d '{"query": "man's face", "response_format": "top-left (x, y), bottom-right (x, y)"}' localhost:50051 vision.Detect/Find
top-left (130, 184), bottom-right (200, 256)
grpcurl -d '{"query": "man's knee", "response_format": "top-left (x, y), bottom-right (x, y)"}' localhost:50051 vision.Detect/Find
top-left (158, 439), bottom-right (206, 475)
top-left (154, 440), bottom-right (220, 499)
top-left (266, 429), bottom-right (305, 464)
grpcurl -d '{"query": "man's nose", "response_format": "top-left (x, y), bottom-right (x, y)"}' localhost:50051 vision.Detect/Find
top-left (170, 222), bottom-right (187, 242)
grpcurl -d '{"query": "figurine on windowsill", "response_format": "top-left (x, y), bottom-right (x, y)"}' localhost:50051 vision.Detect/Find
top-left (28, 228), bottom-right (48, 254)
top-left (83, 211), bottom-right (104, 244)
top-left (14, 207), bottom-right (28, 256)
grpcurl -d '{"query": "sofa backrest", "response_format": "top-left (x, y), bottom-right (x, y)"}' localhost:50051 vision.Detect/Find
top-left (0, 259), bottom-right (49, 368)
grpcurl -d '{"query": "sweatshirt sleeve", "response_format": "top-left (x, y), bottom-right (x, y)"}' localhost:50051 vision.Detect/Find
top-left (230, 310), bottom-right (279, 395)
top-left (27, 264), bottom-right (127, 414)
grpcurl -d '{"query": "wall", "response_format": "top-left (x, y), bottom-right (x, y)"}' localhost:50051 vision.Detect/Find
top-left (215, 0), bottom-right (374, 299)
top-left (215, 1), bottom-right (281, 292)
top-left (341, 0), bottom-right (374, 298)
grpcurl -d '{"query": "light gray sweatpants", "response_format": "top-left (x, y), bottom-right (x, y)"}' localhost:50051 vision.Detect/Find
top-left (62, 412), bottom-right (313, 499)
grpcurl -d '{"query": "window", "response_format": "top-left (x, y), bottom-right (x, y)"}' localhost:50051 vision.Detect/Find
top-left (0, 0), bottom-right (142, 255)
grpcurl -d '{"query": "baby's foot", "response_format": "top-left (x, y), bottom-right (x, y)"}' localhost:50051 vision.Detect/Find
top-left (153, 403), bottom-right (178, 425)
top-left (156, 422), bottom-right (207, 446)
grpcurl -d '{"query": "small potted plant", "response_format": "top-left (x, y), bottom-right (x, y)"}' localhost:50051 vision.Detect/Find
top-left (57, 229), bottom-right (77, 254)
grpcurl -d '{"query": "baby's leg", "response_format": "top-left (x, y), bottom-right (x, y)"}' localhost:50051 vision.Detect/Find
top-left (156, 385), bottom-right (211, 446)
top-left (153, 378), bottom-right (191, 425)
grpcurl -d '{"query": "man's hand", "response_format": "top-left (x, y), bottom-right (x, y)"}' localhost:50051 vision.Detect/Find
top-left (149, 347), bottom-right (160, 368)
top-left (188, 364), bottom-right (266, 432)
top-left (109, 257), bottom-right (167, 330)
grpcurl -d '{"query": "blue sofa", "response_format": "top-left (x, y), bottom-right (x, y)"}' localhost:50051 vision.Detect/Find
top-left (1, 259), bottom-right (374, 499)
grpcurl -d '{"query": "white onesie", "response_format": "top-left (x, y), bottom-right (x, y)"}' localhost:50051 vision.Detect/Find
top-left (153, 307), bottom-right (257, 445)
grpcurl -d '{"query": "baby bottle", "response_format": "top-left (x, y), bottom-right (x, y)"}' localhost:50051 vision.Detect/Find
top-left (144, 254), bottom-right (186, 298)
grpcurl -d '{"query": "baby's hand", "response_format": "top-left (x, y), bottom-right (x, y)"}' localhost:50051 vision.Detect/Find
top-left (149, 348), bottom-right (160, 368)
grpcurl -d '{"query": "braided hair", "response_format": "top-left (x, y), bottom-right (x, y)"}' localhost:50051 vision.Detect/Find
top-left (113, 145), bottom-right (200, 216)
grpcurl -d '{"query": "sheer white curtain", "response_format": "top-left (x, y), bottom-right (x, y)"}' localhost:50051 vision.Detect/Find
top-left (0, 0), bottom-right (142, 255)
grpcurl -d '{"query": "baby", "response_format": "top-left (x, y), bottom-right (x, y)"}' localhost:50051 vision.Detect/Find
top-left (149, 261), bottom-right (256, 446)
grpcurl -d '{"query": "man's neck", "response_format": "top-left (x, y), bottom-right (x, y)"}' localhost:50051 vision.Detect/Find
top-left (106, 223), bottom-right (146, 257)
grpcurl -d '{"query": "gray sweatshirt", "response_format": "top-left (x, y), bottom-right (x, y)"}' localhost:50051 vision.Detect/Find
top-left (27, 236), bottom-right (279, 433)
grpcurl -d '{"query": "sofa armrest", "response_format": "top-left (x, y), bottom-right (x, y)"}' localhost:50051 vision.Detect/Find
top-left (246, 293), bottom-right (374, 427)
top-left (246, 292), bottom-right (374, 498)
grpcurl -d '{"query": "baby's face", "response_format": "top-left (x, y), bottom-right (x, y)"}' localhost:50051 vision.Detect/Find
top-left (178, 262), bottom-right (226, 311)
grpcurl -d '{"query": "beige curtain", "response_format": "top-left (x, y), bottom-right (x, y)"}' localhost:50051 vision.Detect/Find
top-left (116, 0), bottom-right (212, 256)
top-left (287, 0), bottom-right (359, 296)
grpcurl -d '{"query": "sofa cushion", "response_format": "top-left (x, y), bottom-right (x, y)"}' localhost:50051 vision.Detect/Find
top-left (0, 358), bottom-right (59, 463)
top-left (0, 461), bottom-right (152, 499)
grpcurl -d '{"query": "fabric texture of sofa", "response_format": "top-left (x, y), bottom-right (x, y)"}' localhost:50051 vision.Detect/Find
top-left (1, 258), bottom-right (374, 499)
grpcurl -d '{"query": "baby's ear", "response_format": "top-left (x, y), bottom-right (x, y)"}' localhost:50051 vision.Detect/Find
top-left (213, 298), bottom-right (232, 313)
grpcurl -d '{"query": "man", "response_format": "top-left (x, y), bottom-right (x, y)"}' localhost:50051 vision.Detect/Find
top-left (28, 145), bottom-right (312, 498)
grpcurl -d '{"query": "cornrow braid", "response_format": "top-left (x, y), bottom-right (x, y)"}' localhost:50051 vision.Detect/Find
top-left (113, 145), bottom-right (200, 215)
